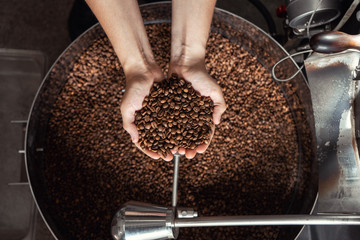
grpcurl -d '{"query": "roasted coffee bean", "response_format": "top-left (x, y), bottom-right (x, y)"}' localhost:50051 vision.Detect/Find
top-left (45, 23), bottom-right (307, 240)
top-left (134, 74), bottom-right (214, 156)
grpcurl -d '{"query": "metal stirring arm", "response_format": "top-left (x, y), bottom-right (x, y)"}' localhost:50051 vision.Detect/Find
top-left (172, 153), bottom-right (180, 209)
top-left (174, 215), bottom-right (360, 227)
top-left (111, 153), bottom-right (360, 240)
top-left (169, 155), bottom-right (356, 226)
top-left (169, 154), bottom-right (358, 227)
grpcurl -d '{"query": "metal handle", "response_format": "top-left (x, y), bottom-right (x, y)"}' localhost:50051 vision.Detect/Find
top-left (174, 215), bottom-right (360, 227)
top-left (310, 31), bottom-right (360, 53)
top-left (172, 153), bottom-right (181, 208)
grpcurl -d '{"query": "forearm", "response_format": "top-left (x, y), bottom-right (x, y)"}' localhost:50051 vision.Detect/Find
top-left (171, 0), bottom-right (216, 65)
top-left (86, 0), bottom-right (156, 76)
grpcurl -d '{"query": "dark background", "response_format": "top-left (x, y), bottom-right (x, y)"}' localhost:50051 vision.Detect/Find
top-left (0, 0), bottom-right (285, 69)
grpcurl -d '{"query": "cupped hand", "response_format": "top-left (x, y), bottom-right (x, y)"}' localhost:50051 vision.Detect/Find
top-left (120, 65), bottom-right (173, 161)
top-left (169, 59), bottom-right (226, 159)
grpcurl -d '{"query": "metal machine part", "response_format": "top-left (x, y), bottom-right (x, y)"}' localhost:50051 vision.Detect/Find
top-left (111, 201), bottom-right (178, 240)
top-left (353, 62), bottom-right (360, 80)
top-left (176, 208), bottom-right (198, 219)
top-left (282, 0), bottom-right (346, 53)
top-left (112, 204), bottom-right (360, 240)
top-left (111, 153), bottom-right (360, 240)
top-left (112, 154), bottom-right (183, 240)
top-left (111, 134), bottom-right (360, 240)
top-left (286, 0), bottom-right (340, 29)
top-left (171, 154), bottom-right (180, 208)
top-left (0, 49), bottom-right (46, 240)
top-left (305, 50), bottom-right (360, 214)
top-left (310, 31), bottom-right (360, 53)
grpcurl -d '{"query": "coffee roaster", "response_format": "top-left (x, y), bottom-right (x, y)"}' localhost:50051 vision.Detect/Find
top-left (24, 1), bottom-right (360, 240)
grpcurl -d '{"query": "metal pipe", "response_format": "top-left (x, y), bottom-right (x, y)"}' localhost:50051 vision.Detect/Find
top-left (172, 153), bottom-right (180, 208)
top-left (174, 215), bottom-right (360, 227)
top-left (333, 0), bottom-right (360, 31)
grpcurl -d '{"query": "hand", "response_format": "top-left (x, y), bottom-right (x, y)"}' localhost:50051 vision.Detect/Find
top-left (169, 58), bottom-right (226, 159)
top-left (170, 0), bottom-right (222, 158)
top-left (120, 65), bottom-right (173, 161)
top-left (86, 0), bottom-right (174, 161)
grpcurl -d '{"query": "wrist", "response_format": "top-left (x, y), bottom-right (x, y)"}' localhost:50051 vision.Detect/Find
top-left (123, 63), bottom-right (164, 89)
top-left (120, 51), bottom-right (156, 75)
top-left (170, 41), bottom-right (206, 69)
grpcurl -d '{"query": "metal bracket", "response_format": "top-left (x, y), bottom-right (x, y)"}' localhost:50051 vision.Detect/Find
top-left (305, 50), bottom-right (360, 214)
top-left (352, 64), bottom-right (360, 80)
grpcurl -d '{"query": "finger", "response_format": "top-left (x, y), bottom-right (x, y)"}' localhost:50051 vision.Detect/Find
top-left (213, 103), bottom-right (227, 125)
top-left (195, 125), bottom-right (215, 153)
top-left (123, 121), bottom-right (139, 143)
top-left (185, 149), bottom-right (197, 159)
top-left (195, 143), bottom-right (208, 153)
top-left (134, 142), bottom-right (161, 159)
top-left (121, 100), bottom-right (139, 142)
top-left (163, 153), bottom-right (173, 162)
top-left (171, 146), bottom-right (179, 154)
top-left (178, 147), bottom-right (186, 155)
top-left (144, 150), bottom-right (161, 159)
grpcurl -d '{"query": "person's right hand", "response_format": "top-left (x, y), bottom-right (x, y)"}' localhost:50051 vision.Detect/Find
top-left (120, 65), bottom-right (173, 161)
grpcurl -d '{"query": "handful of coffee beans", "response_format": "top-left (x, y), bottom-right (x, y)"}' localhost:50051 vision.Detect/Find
top-left (134, 74), bottom-right (214, 157)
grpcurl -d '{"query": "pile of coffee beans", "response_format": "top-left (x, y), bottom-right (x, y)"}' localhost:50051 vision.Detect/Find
top-left (135, 74), bottom-right (214, 157)
top-left (44, 23), bottom-right (311, 240)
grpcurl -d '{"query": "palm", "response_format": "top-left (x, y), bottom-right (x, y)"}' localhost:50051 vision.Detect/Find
top-left (120, 68), bottom-right (173, 161)
top-left (169, 65), bottom-right (226, 158)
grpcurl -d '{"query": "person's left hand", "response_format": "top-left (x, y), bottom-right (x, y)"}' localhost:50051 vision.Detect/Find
top-left (169, 58), bottom-right (226, 159)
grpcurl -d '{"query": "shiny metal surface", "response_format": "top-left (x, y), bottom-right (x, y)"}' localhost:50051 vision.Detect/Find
top-left (176, 208), bottom-right (198, 219)
top-left (352, 63), bottom-right (360, 80)
top-left (111, 201), bottom-right (177, 240)
top-left (286, 0), bottom-right (340, 29)
top-left (112, 202), bottom-right (360, 240)
top-left (305, 51), bottom-right (360, 214)
top-left (174, 215), bottom-right (360, 227)
top-left (171, 154), bottom-right (180, 208)
top-left (111, 154), bottom-right (182, 240)
top-left (310, 31), bottom-right (360, 54)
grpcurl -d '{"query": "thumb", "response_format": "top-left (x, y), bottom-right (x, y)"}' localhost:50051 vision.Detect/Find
top-left (123, 122), bottom-right (139, 143)
top-left (213, 103), bottom-right (226, 125)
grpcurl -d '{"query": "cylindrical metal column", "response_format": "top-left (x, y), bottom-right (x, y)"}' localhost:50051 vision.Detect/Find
top-left (174, 215), bottom-right (360, 227)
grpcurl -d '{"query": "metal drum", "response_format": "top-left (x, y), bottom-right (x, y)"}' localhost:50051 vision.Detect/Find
top-left (25, 2), bottom-right (317, 239)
